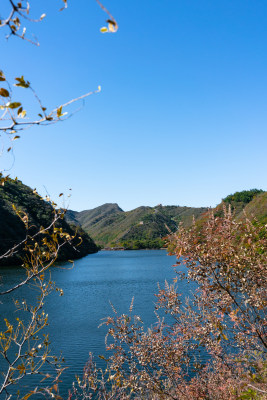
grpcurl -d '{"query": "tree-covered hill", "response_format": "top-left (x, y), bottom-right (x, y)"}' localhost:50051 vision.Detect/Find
top-left (194, 189), bottom-right (267, 230)
top-left (66, 203), bottom-right (209, 249)
top-left (222, 189), bottom-right (263, 204)
top-left (215, 189), bottom-right (266, 218)
top-left (0, 178), bottom-right (98, 265)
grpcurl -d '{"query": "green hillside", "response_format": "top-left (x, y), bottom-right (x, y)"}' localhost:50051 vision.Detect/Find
top-left (195, 189), bottom-right (267, 229)
top-left (0, 178), bottom-right (98, 265)
top-left (66, 189), bottom-right (267, 250)
top-left (66, 203), bottom-right (208, 249)
top-left (76, 203), bottom-right (124, 230)
top-left (223, 188), bottom-right (264, 204)
top-left (217, 189), bottom-right (266, 219)
top-left (237, 191), bottom-right (267, 224)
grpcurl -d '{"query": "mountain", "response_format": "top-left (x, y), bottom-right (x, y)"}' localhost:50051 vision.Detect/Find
top-left (66, 203), bottom-right (209, 249)
top-left (66, 189), bottom-right (267, 250)
top-left (0, 178), bottom-right (98, 266)
top-left (67, 203), bottom-right (123, 230)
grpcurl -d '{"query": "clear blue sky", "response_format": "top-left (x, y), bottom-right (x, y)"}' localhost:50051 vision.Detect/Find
top-left (1, 0), bottom-right (267, 211)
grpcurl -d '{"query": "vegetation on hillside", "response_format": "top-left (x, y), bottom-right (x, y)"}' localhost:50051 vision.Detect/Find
top-left (67, 190), bottom-right (267, 250)
top-left (223, 189), bottom-right (263, 204)
top-left (120, 238), bottom-right (166, 250)
top-left (191, 189), bottom-right (266, 230)
top-left (66, 203), bottom-right (208, 249)
top-left (0, 177), bottom-right (98, 265)
top-left (239, 191), bottom-right (267, 225)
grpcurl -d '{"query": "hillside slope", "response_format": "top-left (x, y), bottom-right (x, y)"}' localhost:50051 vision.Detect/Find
top-left (67, 203), bottom-right (123, 230)
top-left (0, 178), bottom-right (98, 265)
top-left (237, 191), bottom-right (267, 224)
top-left (195, 189), bottom-right (267, 229)
top-left (66, 189), bottom-right (267, 249)
top-left (66, 204), bottom-right (208, 248)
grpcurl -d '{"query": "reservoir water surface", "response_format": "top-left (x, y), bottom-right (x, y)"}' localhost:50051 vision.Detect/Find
top-left (0, 250), bottom-right (194, 397)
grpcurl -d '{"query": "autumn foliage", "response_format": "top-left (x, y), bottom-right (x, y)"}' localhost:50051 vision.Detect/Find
top-left (70, 206), bottom-right (266, 399)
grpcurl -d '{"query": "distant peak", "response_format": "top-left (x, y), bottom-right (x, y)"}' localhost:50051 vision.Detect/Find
top-left (100, 203), bottom-right (124, 212)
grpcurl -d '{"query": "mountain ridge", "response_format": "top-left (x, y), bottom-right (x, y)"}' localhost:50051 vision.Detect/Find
top-left (66, 203), bottom-right (209, 249)
top-left (66, 189), bottom-right (266, 249)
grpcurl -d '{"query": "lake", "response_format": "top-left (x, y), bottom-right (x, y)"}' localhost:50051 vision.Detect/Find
top-left (0, 250), bottom-right (194, 397)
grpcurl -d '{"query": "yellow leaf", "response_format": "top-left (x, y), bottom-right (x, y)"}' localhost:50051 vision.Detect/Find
top-left (17, 364), bottom-right (26, 374)
top-left (23, 393), bottom-right (33, 400)
top-left (57, 106), bottom-right (63, 117)
top-left (18, 110), bottom-right (26, 118)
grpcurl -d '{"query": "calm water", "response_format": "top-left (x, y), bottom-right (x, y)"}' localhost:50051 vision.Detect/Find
top-left (0, 250), bottom-right (195, 397)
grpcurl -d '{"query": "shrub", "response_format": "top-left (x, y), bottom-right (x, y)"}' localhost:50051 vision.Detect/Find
top-left (70, 206), bottom-right (267, 399)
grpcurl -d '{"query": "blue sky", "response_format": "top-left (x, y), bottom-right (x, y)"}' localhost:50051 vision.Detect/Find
top-left (1, 0), bottom-right (267, 211)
